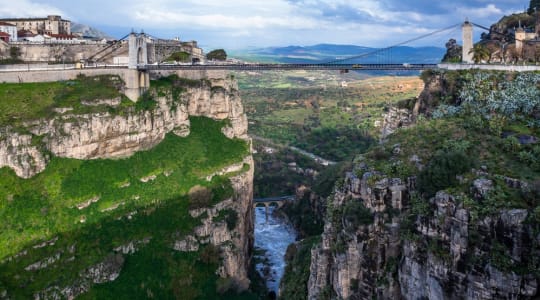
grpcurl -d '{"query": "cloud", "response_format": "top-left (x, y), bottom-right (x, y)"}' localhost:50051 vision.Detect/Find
top-left (132, 8), bottom-right (318, 30)
top-left (0, 0), bottom-right (65, 18)
top-left (456, 4), bottom-right (503, 18)
top-left (0, 0), bottom-right (528, 48)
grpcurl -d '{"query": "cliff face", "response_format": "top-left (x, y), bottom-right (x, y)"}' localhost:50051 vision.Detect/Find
top-left (0, 75), bottom-right (248, 178)
top-left (0, 74), bottom-right (254, 298)
top-left (306, 70), bottom-right (540, 299)
top-left (185, 156), bottom-right (254, 290)
top-left (308, 170), bottom-right (539, 300)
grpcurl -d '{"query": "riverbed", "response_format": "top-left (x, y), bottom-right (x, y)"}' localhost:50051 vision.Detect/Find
top-left (254, 206), bottom-right (297, 293)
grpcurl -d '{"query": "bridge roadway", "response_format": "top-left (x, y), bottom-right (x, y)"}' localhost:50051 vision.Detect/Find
top-left (254, 195), bottom-right (295, 204)
top-left (140, 63), bottom-right (437, 71)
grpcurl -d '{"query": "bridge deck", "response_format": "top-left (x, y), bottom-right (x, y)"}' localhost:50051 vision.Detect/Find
top-left (140, 63), bottom-right (436, 71)
top-left (253, 196), bottom-right (294, 203)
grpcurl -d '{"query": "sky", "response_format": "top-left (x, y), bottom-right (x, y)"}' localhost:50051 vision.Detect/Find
top-left (0, 0), bottom-right (529, 50)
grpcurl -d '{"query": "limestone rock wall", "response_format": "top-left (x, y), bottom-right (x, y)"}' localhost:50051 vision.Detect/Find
top-left (307, 168), bottom-right (540, 299)
top-left (0, 130), bottom-right (49, 178)
top-left (185, 156), bottom-right (254, 290)
top-left (381, 107), bottom-right (414, 139)
top-left (185, 77), bottom-right (248, 140)
top-left (0, 75), bottom-right (248, 178)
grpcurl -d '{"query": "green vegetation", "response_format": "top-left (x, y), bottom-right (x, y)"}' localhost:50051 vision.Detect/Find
top-left (529, 0), bottom-right (540, 14)
top-left (253, 144), bottom-right (322, 197)
top-left (0, 75), bottom-right (131, 126)
top-left (342, 199), bottom-right (373, 230)
top-left (469, 44), bottom-right (490, 63)
top-left (0, 116), bottom-right (251, 298)
top-left (417, 147), bottom-right (473, 197)
top-left (364, 69), bottom-right (540, 223)
top-left (279, 236), bottom-right (321, 300)
top-left (282, 191), bottom-right (324, 237)
top-left (0, 47), bottom-right (23, 64)
top-left (213, 209), bottom-right (239, 230)
top-left (312, 160), bottom-right (353, 198)
top-left (207, 49), bottom-right (227, 61)
top-left (166, 51), bottom-right (191, 63)
top-left (239, 71), bottom-right (420, 162)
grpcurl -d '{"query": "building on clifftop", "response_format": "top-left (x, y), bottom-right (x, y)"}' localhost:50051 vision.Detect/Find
top-left (0, 15), bottom-right (70, 36)
top-left (0, 22), bottom-right (17, 42)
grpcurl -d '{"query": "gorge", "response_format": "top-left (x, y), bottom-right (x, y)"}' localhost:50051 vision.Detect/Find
top-left (1, 52), bottom-right (540, 300)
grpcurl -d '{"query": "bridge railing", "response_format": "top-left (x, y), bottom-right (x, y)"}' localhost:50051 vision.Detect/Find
top-left (141, 63), bottom-right (438, 71)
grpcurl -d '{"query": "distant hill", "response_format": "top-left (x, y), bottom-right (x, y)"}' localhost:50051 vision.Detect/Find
top-left (230, 44), bottom-right (445, 64)
top-left (71, 22), bottom-right (113, 40)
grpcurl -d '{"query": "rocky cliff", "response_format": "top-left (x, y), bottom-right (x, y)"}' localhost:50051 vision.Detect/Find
top-left (0, 74), bottom-right (248, 178)
top-left (308, 169), bottom-right (539, 299)
top-left (0, 74), bottom-right (254, 298)
top-left (306, 70), bottom-right (540, 299)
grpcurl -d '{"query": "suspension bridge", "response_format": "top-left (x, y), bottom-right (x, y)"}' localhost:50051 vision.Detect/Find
top-left (1, 19), bottom-right (536, 101)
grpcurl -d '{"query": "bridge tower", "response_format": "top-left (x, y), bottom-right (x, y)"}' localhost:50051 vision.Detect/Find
top-left (125, 32), bottom-right (150, 102)
top-left (515, 21), bottom-right (526, 56)
top-left (462, 20), bottom-right (474, 63)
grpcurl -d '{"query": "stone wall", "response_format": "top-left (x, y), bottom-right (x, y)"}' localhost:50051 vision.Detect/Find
top-left (12, 44), bottom-right (106, 62)
top-left (438, 63), bottom-right (540, 72)
top-left (0, 68), bottom-right (127, 83)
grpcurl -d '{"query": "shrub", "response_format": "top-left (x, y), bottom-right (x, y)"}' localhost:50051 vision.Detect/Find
top-left (503, 136), bottom-right (521, 153)
top-left (188, 185), bottom-right (213, 209)
top-left (518, 151), bottom-right (536, 164)
top-left (418, 148), bottom-right (473, 197)
top-left (463, 114), bottom-right (485, 130)
top-left (166, 51), bottom-right (190, 63)
top-left (200, 244), bottom-right (220, 265)
top-left (214, 209), bottom-right (238, 230)
top-left (313, 161), bottom-right (352, 197)
top-left (135, 92), bottom-right (157, 111)
top-left (343, 199), bottom-right (373, 230)
top-left (216, 277), bottom-right (237, 295)
top-left (431, 104), bottom-right (461, 119)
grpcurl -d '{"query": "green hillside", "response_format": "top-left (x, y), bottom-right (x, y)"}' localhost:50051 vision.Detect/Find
top-left (0, 75), bottom-right (255, 298)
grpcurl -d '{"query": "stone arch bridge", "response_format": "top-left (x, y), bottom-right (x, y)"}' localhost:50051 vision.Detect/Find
top-left (254, 195), bottom-right (295, 220)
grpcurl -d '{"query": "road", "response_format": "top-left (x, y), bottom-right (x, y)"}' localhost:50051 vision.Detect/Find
top-left (251, 135), bottom-right (336, 166)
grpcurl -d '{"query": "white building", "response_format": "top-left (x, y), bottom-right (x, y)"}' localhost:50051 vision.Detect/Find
top-left (0, 21), bottom-right (17, 42)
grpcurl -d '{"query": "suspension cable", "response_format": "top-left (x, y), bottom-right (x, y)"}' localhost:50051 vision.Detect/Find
top-left (322, 23), bottom-right (462, 65)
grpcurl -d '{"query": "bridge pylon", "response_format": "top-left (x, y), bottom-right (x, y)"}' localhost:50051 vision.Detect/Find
top-left (462, 20), bottom-right (474, 63)
top-left (125, 32), bottom-right (150, 101)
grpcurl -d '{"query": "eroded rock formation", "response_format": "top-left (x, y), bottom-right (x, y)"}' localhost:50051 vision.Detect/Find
top-left (0, 75), bottom-right (248, 178)
top-left (308, 169), bottom-right (539, 299)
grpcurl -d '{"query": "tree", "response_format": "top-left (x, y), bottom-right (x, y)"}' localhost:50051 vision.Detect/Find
top-left (469, 44), bottom-right (490, 63)
top-left (166, 51), bottom-right (190, 63)
top-left (9, 46), bottom-right (20, 60)
top-left (206, 49), bottom-right (227, 61)
top-left (441, 39), bottom-right (462, 63)
top-left (528, 0), bottom-right (540, 14)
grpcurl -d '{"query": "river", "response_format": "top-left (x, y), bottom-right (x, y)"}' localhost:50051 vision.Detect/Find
top-left (254, 206), bottom-right (297, 293)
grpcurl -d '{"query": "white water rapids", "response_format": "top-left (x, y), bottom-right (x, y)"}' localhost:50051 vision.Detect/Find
top-left (254, 206), bottom-right (297, 293)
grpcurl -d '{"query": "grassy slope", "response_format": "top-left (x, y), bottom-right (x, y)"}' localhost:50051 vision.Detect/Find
top-left (0, 75), bottom-right (134, 127)
top-left (0, 113), bottom-right (254, 298)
